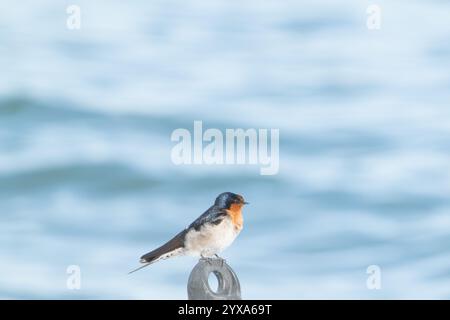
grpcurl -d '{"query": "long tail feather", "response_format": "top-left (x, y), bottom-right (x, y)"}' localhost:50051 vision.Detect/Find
top-left (128, 262), bottom-right (152, 274)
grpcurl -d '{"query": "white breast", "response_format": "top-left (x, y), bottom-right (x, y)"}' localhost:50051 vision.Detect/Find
top-left (184, 216), bottom-right (241, 257)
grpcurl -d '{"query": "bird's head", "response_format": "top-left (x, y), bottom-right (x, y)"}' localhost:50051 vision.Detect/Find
top-left (214, 192), bottom-right (249, 209)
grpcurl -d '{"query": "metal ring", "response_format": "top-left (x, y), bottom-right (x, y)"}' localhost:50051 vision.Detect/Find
top-left (187, 258), bottom-right (241, 300)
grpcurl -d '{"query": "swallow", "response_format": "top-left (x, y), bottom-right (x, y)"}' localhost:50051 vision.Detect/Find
top-left (129, 192), bottom-right (248, 274)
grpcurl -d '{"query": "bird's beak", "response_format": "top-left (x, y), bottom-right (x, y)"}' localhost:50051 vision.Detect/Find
top-left (243, 201), bottom-right (249, 205)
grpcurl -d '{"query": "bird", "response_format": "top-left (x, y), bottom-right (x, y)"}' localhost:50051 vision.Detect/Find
top-left (129, 192), bottom-right (248, 274)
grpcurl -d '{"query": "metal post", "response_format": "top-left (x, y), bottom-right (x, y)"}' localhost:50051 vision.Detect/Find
top-left (187, 258), bottom-right (241, 300)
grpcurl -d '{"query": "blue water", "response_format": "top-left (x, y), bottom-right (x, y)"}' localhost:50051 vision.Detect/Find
top-left (1, 0), bottom-right (450, 299)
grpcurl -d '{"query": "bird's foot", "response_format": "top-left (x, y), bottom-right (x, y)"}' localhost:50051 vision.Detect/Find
top-left (200, 256), bottom-right (214, 265)
top-left (200, 254), bottom-right (225, 266)
top-left (214, 254), bottom-right (225, 267)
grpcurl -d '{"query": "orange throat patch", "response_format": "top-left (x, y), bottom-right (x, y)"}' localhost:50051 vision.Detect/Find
top-left (228, 203), bottom-right (244, 230)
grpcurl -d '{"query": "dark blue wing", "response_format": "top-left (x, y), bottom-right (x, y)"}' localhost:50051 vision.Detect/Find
top-left (188, 205), bottom-right (227, 231)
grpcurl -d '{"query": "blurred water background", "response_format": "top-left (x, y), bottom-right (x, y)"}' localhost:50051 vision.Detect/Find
top-left (1, 0), bottom-right (450, 299)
